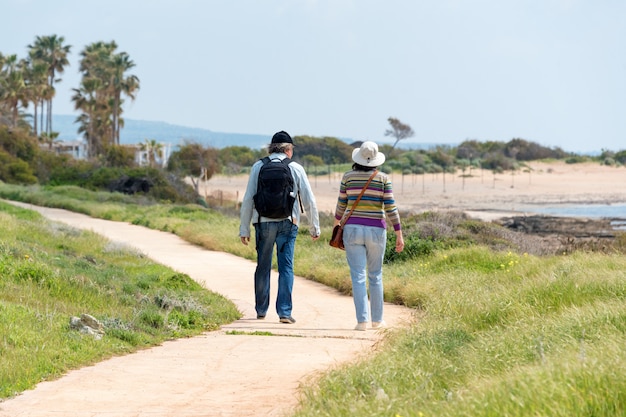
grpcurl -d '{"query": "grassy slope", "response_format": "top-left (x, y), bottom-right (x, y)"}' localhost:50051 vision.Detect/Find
top-left (0, 199), bottom-right (240, 399)
top-left (1, 184), bottom-right (625, 416)
top-left (295, 250), bottom-right (626, 416)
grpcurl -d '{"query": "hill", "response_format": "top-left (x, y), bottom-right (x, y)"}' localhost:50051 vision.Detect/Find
top-left (52, 115), bottom-right (272, 150)
top-left (51, 115), bottom-right (452, 151)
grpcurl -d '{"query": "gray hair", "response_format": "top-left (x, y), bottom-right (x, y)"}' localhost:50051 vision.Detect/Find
top-left (268, 143), bottom-right (293, 154)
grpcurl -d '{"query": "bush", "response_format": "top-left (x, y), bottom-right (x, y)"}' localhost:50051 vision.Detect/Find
top-left (45, 157), bottom-right (96, 186)
top-left (0, 126), bottom-right (38, 162)
top-left (383, 210), bottom-right (561, 264)
top-left (41, 162), bottom-right (198, 204)
top-left (0, 154), bottom-right (37, 184)
top-left (385, 233), bottom-right (438, 263)
top-left (100, 145), bottom-right (137, 168)
top-left (565, 155), bottom-right (591, 164)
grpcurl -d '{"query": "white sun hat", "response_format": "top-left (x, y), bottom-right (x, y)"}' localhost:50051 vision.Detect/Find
top-left (352, 141), bottom-right (386, 167)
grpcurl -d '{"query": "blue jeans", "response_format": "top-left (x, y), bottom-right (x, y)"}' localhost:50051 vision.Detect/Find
top-left (343, 224), bottom-right (387, 323)
top-left (254, 220), bottom-right (298, 318)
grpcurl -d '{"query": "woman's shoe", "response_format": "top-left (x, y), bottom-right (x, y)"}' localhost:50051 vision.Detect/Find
top-left (354, 322), bottom-right (367, 331)
top-left (372, 321), bottom-right (386, 329)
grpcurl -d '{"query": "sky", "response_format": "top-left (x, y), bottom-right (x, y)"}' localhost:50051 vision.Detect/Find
top-left (3, 0), bottom-right (625, 153)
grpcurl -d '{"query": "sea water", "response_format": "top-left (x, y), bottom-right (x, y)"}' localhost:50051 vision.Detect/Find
top-left (527, 203), bottom-right (626, 218)
top-left (526, 203), bottom-right (626, 230)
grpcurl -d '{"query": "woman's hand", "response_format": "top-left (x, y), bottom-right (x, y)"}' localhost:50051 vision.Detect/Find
top-left (395, 231), bottom-right (404, 253)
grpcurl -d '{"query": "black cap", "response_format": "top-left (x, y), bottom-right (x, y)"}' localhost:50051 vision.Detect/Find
top-left (271, 131), bottom-right (293, 144)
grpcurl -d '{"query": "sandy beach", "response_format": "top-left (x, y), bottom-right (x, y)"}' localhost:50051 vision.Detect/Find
top-left (204, 161), bottom-right (626, 221)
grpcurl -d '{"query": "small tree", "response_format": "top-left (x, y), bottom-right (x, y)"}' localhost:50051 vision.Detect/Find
top-left (140, 138), bottom-right (163, 168)
top-left (39, 131), bottom-right (59, 149)
top-left (384, 117), bottom-right (415, 151)
top-left (167, 141), bottom-right (219, 194)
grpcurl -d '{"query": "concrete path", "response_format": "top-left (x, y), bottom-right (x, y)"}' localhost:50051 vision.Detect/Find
top-left (0, 202), bottom-right (415, 417)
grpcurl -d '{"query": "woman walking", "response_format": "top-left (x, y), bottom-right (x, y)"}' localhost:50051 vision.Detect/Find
top-left (333, 141), bottom-right (404, 331)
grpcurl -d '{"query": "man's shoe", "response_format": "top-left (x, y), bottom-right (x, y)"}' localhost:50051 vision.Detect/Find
top-left (257, 315), bottom-right (266, 320)
top-left (354, 322), bottom-right (367, 331)
top-left (372, 320), bottom-right (386, 329)
top-left (279, 316), bottom-right (296, 324)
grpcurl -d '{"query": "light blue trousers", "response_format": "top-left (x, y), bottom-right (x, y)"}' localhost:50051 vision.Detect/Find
top-left (343, 224), bottom-right (387, 323)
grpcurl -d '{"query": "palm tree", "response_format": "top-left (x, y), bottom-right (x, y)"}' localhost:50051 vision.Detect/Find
top-left (0, 55), bottom-right (29, 128)
top-left (28, 35), bottom-right (71, 134)
top-left (72, 78), bottom-right (108, 157)
top-left (108, 52), bottom-right (139, 145)
top-left (39, 130), bottom-right (59, 149)
top-left (23, 56), bottom-right (49, 137)
top-left (73, 41), bottom-right (139, 157)
top-left (0, 52), bottom-right (12, 125)
top-left (140, 139), bottom-right (163, 167)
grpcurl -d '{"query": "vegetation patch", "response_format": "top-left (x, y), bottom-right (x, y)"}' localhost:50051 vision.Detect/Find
top-left (0, 203), bottom-right (240, 399)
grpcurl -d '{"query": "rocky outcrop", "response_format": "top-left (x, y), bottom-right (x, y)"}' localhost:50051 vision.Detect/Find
top-left (496, 215), bottom-right (622, 238)
top-left (69, 313), bottom-right (104, 340)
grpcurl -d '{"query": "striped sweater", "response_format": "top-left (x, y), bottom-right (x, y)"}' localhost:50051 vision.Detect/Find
top-left (334, 169), bottom-right (401, 231)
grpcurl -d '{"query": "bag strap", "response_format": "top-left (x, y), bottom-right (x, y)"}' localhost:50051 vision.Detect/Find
top-left (340, 170), bottom-right (378, 227)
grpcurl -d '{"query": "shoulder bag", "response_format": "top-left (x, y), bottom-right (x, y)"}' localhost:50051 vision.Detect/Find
top-left (329, 170), bottom-right (378, 250)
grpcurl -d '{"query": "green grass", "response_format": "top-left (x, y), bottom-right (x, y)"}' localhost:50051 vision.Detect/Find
top-left (0, 199), bottom-right (240, 399)
top-left (1, 183), bottom-right (626, 415)
top-left (293, 251), bottom-right (626, 416)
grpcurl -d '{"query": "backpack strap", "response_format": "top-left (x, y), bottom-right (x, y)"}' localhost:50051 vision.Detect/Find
top-left (283, 159), bottom-right (305, 214)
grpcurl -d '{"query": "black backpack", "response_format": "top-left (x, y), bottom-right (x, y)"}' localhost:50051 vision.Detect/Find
top-left (253, 157), bottom-right (296, 219)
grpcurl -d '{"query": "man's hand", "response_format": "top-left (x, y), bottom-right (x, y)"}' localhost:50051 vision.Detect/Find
top-left (240, 236), bottom-right (250, 246)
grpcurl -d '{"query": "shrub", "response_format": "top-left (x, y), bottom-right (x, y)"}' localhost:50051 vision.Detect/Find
top-left (100, 145), bottom-right (137, 168)
top-left (45, 158), bottom-right (99, 186)
top-left (0, 126), bottom-right (38, 161)
top-left (0, 156), bottom-right (38, 184)
top-left (565, 155), bottom-right (591, 164)
top-left (383, 210), bottom-right (562, 264)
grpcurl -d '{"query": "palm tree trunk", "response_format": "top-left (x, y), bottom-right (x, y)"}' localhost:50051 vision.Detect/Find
top-left (47, 97), bottom-right (53, 134)
top-left (33, 101), bottom-right (39, 137)
top-left (39, 101), bottom-right (45, 133)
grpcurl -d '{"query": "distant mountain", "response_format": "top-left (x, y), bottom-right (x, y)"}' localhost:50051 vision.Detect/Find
top-left (51, 115), bottom-right (451, 151)
top-left (52, 115), bottom-right (272, 149)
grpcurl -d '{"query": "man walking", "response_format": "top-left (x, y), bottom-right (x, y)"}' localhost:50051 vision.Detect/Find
top-left (239, 131), bottom-right (320, 323)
